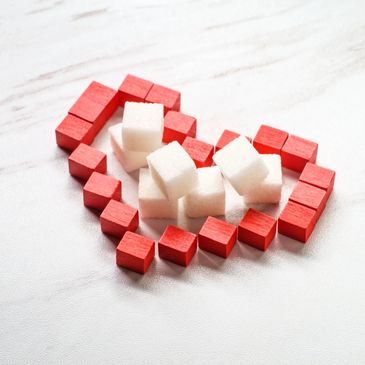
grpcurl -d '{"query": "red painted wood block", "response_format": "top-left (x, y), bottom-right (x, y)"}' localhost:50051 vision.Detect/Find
top-left (182, 136), bottom-right (214, 168)
top-left (116, 231), bottom-right (155, 274)
top-left (215, 130), bottom-right (252, 152)
top-left (238, 209), bottom-right (277, 251)
top-left (281, 135), bottom-right (318, 172)
top-left (289, 181), bottom-right (327, 220)
top-left (145, 84), bottom-right (180, 114)
top-left (100, 200), bottom-right (139, 238)
top-left (163, 111), bottom-right (197, 144)
top-left (278, 201), bottom-right (317, 243)
top-left (299, 162), bottom-right (335, 200)
top-left (68, 143), bottom-right (106, 181)
top-left (55, 114), bottom-right (95, 152)
top-left (83, 172), bottom-right (121, 211)
top-left (158, 225), bottom-right (197, 267)
top-left (118, 74), bottom-right (153, 107)
top-left (198, 216), bottom-right (237, 258)
top-left (69, 81), bottom-right (119, 136)
top-left (253, 124), bottom-right (289, 154)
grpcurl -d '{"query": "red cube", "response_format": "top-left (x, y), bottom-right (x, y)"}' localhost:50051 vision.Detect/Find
top-left (238, 209), bottom-right (277, 251)
top-left (145, 84), bottom-right (180, 114)
top-left (158, 225), bottom-right (197, 267)
top-left (100, 200), bottom-right (139, 238)
top-left (163, 111), bottom-right (197, 144)
top-left (69, 81), bottom-right (119, 136)
top-left (198, 216), bottom-right (237, 258)
top-left (68, 143), bottom-right (106, 181)
top-left (278, 201), bottom-right (317, 243)
top-left (118, 74), bottom-right (153, 107)
top-left (215, 130), bottom-right (252, 152)
top-left (55, 114), bottom-right (95, 152)
top-left (182, 136), bottom-right (214, 168)
top-left (253, 125), bottom-right (289, 154)
top-left (116, 231), bottom-right (155, 274)
top-left (281, 135), bottom-right (318, 172)
top-left (83, 172), bottom-right (121, 211)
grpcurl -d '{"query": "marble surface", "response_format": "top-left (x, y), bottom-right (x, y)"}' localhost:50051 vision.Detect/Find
top-left (1, 1), bottom-right (365, 364)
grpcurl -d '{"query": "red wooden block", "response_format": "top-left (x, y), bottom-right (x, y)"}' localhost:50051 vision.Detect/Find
top-left (163, 111), bottom-right (197, 144)
top-left (158, 225), bottom-right (197, 267)
top-left (299, 162), bottom-right (335, 200)
top-left (68, 143), bottom-right (106, 181)
top-left (69, 81), bottom-right (119, 136)
top-left (182, 136), bottom-right (214, 168)
top-left (278, 201), bottom-right (317, 243)
top-left (289, 181), bottom-right (327, 221)
top-left (55, 114), bottom-right (95, 152)
top-left (100, 200), bottom-right (139, 238)
top-left (118, 74), bottom-right (153, 107)
top-left (83, 172), bottom-right (121, 211)
top-left (116, 231), bottom-right (155, 274)
top-left (253, 125), bottom-right (289, 155)
top-left (281, 135), bottom-right (318, 172)
top-left (145, 84), bottom-right (180, 114)
top-left (238, 209), bottom-right (277, 251)
top-left (198, 216), bottom-right (237, 258)
top-left (215, 130), bottom-right (252, 152)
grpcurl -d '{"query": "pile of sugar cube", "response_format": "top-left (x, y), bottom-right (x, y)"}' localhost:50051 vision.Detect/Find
top-left (56, 74), bottom-right (335, 275)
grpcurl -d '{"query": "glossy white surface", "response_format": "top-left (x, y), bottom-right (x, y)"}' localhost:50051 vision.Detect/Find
top-left (1, 1), bottom-right (365, 364)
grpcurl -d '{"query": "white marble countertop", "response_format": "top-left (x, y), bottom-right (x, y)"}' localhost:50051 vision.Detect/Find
top-left (1, 1), bottom-right (365, 364)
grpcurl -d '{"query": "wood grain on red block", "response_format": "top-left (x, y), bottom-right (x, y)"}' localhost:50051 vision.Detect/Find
top-left (69, 81), bottom-right (119, 136)
top-left (100, 200), bottom-right (139, 238)
top-left (163, 111), bottom-right (197, 144)
top-left (198, 216), bottom-right (237, 258)
top-left (55, 114), bottom-right (95, 152)
top-left (68, 143), bottom-right (106, 181)
top-left (118, 74), bottom-right (153, 107)
top-left (215, 129), bottom-right (252, 152)
top-left (278, 200), bottom-right (317, 243)
top-left (83, 172), bottom-right (121, 211)
top-left (116, 231), bottom-right (154, 274)
top-left (158, 225), bottom-right (197, 267)
top-left (281, 135), bottom-right (318, 172)
top-left (238, 208), bottom-right (277, 251)
top-left (182, 136), bottom-right (214, 168)
top-left (253, 124), bottom-right (289, 154)
top-left (145, 84), bottom-right (180, 115)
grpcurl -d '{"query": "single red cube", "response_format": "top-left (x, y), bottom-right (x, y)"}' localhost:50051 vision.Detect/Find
top-left (182, 136), bottom-right (214, 168)
top-left (299, 162), bottom-right (335, 200)
top-left (253, 125), bottom-right (289, 155)
top-left (158, 225), bottom-right (197, 267)
top-left (278, 201), bottom-right (317, 243)
top-left (116, 231), bottom-right (155, 274)
top-left (68, 143), bottom-right (106, 181)
top-left (100, 200), bottom-right (139, 238)
top-left (69, 81), bottom-right (119, 136)
top-left (163, 111), bottom-right (197, 144)
top-left (281, 135), bottom-right (318, 172)
top-left (198, 216), bottom-right (237, 258)
top-left (238, 209), bottom-right (277, 251)
top-left (118, 74), bottom-right (153, 107)
top-left (145, 84), bottom-right (180, 114)
top-left (83, 172), bottom-right (121, 211)
top-left (215, 130), bottom-right (252, 152)
top-left (55, 114), bottom-right (95, 152)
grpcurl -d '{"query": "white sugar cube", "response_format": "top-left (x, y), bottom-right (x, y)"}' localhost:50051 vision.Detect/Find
top-left (147, 141), bottom-right (198, 200)
top-left (244, 154), bottom-right (282, 204)
top-left (138, 168), bottom-right (178, 219)
top-left (108, 124), bottom-right (148, 172)
top-left (213, 136), bottom-right (268, 195)
top-left (122, 102), bottom-right (164, 152)
top-left (183, 166), bottom-right (225, 218)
